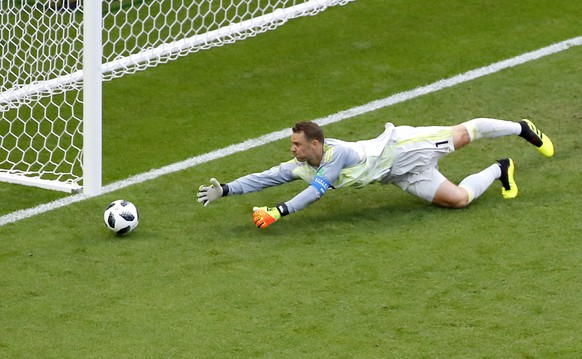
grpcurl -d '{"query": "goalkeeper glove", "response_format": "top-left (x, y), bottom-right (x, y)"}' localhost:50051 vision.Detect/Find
top-left (252, 206), bottom-right (286, 229)
top-left (253, 207), bottom-right (281, 229)
top-left (197, 178), bottom-right (225, 207)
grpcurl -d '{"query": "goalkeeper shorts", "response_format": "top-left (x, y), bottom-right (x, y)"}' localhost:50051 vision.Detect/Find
top-left (383, 125), bottom-right (456, 202)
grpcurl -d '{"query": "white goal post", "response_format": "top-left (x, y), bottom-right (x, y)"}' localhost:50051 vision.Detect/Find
top-left (0, 0), bottom-right (354, 195)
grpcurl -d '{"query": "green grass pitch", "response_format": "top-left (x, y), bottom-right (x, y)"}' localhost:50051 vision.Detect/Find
top-left (1, 0), bottom-right (582, 357)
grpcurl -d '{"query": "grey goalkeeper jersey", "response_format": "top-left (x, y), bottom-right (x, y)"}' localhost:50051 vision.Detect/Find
top-left (226, 123), bottom-right (396, 214)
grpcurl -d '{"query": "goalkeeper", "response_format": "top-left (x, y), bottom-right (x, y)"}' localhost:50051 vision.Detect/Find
top-left (197, 118), bottom-right (554, 229)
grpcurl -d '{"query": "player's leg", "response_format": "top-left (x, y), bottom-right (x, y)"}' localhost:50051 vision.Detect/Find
top-left (432, 158), bottom-right (517, 208)
top-left (452, 118), bottom-right (521, 151)
top-left (389, 123), bottom-right (519, 207)
top-left (459, 117), bottom-right (554, 157)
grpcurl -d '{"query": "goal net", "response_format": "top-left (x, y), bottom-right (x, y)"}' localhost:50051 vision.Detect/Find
top-left (0, 0), bottom-right (353, 194)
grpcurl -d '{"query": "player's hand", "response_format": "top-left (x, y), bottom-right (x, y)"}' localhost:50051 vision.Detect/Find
top-left (252, 206), bottom-right (282, 229)
top-left (197, 178), bottom-right (223, 207)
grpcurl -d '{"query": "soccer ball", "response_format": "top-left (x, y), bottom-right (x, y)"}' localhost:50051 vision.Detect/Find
top-left (103, 200), bottom-right (139, 235)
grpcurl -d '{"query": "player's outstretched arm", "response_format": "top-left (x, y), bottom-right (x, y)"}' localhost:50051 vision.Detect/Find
top-left (197, 178), bottom-right (225, 207)
top-left (251, 180), bottom-right (328, 229)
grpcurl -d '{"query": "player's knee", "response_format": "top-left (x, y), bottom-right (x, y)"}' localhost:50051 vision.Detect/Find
top-left (433, 189), bottom-right (470, 208)
top-left (452, 124), bottom-right (472, 149)
top-left (449, 195), bottom-right (470, 208)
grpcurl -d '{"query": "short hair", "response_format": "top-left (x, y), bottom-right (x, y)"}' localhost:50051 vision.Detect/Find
top-left (292, 121), bottom-right (324, 143)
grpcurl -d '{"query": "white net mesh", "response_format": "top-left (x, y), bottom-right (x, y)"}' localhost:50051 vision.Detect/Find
top-left (0, 0), bottom-right (354, 192)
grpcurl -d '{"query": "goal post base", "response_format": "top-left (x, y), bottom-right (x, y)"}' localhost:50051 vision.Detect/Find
top-left (0, 173), bottom-right (82, 194)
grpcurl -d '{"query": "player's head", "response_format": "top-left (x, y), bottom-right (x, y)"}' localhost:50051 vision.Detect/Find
top-left (291, 121), bottom-right (324, 165)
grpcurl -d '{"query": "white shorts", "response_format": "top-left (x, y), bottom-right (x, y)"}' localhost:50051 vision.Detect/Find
top-left (383, 125), bottom-right (456, 202)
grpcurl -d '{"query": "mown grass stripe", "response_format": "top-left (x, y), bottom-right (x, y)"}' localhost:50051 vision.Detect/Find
top-left (0, 35), bottom-right (580, 227)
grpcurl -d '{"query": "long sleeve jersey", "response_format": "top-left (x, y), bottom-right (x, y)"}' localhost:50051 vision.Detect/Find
top-left (226, 123), bottom-right (396, 214)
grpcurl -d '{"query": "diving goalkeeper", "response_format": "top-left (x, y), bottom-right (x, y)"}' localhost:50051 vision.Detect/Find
top-left (197, 118), bottom-right (554, 229)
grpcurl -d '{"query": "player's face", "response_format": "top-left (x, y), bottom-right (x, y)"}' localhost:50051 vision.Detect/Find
top-left (290, 131), bottom-right (322, 166)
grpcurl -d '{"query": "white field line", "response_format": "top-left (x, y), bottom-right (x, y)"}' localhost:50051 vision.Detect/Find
top-left (1, 36), bottom-right (581, 227)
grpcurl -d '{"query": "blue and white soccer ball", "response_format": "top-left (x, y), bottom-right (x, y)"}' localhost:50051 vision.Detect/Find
top-left (103, 200), bottom-right (139, 235)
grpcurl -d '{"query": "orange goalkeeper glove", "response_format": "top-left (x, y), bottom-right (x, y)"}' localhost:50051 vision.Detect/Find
top-left (252, 204), bottom-right (289, 229)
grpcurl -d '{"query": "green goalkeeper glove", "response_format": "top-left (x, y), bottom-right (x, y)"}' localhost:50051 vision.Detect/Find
top-left (197, 178), bottom-right (224, 207)
top-left (252, 206), bottom-right (282, 229)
